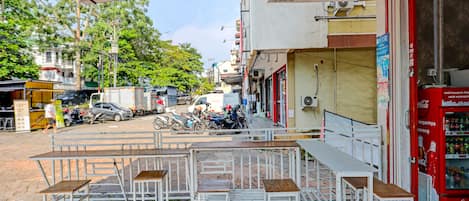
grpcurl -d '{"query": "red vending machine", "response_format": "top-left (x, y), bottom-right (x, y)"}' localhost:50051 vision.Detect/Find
top-left (418, 86), bottom-right (469, 201)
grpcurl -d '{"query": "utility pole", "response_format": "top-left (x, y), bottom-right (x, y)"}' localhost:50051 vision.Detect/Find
top-left (110, 21), bottom-right (119, 87)
top-left (98, 54), bottom-right (102, 92)
top-left (75, 0), bottom-right (82, 90)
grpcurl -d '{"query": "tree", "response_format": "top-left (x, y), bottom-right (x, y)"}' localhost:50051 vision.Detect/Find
top-left (194, 77), bottom-right (215, 95)
top-left (0, 0), bottom-right (39, 80)
top-left (37, 0), bottom-right (97, 89)
top-left (35, 0), bottom-right (207, 93)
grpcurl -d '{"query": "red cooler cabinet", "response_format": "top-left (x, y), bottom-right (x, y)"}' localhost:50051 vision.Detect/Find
top-left (418, 86), bottom-right (469, 200)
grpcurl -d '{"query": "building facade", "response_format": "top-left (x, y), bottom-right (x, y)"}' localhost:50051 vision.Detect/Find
top-left (239, 0), bottom-right (377, 128)
top-left (32, 46), bottom-right (76, 90)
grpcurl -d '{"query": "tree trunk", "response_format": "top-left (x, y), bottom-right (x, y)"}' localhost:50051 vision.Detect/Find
top-left (75, 0), bottom-right (81, 90)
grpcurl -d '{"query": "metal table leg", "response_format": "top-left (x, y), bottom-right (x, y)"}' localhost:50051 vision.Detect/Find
top-left (113, 160), bottom-right (128, 201)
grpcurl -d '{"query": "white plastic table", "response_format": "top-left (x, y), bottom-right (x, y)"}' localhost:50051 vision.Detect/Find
top-left (298, 140), bottom-right (377, 201)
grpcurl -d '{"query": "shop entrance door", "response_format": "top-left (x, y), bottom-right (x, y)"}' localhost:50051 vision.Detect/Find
top-left (265, 77), bottom-right (272, 119)
top-left (277, 70), bottom-right (286, 127)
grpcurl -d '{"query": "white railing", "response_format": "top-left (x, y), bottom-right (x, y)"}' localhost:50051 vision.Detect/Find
top-left (153, 128), bottom-right (321, 149)
top-left (324, 110), bottom-right (383, 179)
top-left (50, 129), bottom-right (321, 200)
top-left (418, 172), bottom-right (438, 201)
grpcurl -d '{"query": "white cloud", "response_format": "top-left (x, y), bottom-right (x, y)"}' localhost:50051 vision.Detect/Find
top-left (164, 23), bottom-right (236, 69)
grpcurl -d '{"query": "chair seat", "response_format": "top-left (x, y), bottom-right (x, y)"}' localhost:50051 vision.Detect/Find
top-left (343, 177), bottom-right (414, 198)
top-left (198, 179), bottom-right (232, 193)
top-left (39, 180), bottom-right (91, 194)
top-left (134, 170), bottom-right (167, 181)
top-left (263, 179), bottom-right (300, 193)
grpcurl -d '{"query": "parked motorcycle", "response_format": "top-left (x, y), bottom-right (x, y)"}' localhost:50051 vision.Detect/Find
top-left (153, 114), bottom-right (172, 130)
top-left (170, 111), bottom-right (203, 131)
top-left (63, 107), bottom-right (84, 127)
top-left (205, 105), bottom-right (242, 130)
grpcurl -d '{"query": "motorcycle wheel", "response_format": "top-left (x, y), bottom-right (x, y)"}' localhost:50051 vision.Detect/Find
top-left (171, 122), bottom-right (182, 131)
top-left (153, 119), bottom-right (164, 130)
top-left (64, 119), bottom-right (71, 127)
top-left (208, 121), bottom-right (218, 129)
top-left (193, 122), bottom-right (203, 131)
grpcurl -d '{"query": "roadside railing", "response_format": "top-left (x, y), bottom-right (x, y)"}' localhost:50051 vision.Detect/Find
top-left (48, 128), bottom-right (321, 200)
top-left (154, 127), bottom-right (321, 149)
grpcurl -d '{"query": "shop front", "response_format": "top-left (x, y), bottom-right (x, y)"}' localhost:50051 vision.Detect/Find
top-left (272, 65), bottom-right (287, 127)
top-left (378, 0), bottom-right (469, 200)
top-left (0, 80), bottom-right (61, 132)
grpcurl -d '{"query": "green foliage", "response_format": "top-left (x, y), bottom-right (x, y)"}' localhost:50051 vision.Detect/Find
top-left (0, 0), bottom-right (39, 80)
top-left (36, 0), bottom-right (205, 92)
top-left (194, 77), bottom-right (215, 95)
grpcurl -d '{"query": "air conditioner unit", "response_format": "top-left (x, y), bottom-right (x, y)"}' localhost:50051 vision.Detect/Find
top-left (336, 0), bottom-right (354, 9)
top-left (251, 70), bottom-right (264, 80)
top-left (331, 0), bottom-right (355, 16)
top-left (301, 96), bottom-right (318, 109)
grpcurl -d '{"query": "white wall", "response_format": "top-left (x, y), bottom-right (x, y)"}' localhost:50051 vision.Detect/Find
top-left (253, 52), bottom-right (287, 78)
top-left (218, 61), bottom-right (237, 74)
top-left (250, 0), bottom-right (328, 50)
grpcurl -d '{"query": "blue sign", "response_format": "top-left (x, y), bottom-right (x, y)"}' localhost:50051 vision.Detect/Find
top-left (377, 33), bottom-right (390, 80)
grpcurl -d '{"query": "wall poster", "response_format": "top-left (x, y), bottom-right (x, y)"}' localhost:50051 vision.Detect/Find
top-left (377, 33), bottom-right (390, 109)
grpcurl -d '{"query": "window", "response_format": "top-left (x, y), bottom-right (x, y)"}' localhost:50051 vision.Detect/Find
top-left (45, 52), bottom-right (52, 63)
top-left (102, 104), bottom-right (111, 110)
top-left (196, 97), bottom-right (207, 105)
top-left (223, 69), bottom-right (228, 73)
top-left (55, 52), bottom-right (59, 63)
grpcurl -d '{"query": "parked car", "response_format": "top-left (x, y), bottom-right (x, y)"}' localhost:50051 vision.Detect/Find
top-left (58, 90), bottom-right (96, 106)
top-left (89, 102), bottom-right (133, 122)
top-left (177, 94), bottom-right (192, 105)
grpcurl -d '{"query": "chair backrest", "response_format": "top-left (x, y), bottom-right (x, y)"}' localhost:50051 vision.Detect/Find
top-left (50, 131), bottom-right (158, 151)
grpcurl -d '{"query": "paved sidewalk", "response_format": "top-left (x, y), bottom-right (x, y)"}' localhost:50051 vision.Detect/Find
top-left (246, 114), bottom-right (276, 129)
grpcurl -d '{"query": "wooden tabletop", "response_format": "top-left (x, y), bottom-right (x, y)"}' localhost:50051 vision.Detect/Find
top-left (263, 179), bottom-right (300, 192)
top-left (39, 180), bottom-right (91, 194)
top-left (343, 177), bottom-right (414, 198)
top-left (191, 141), bottom-right (299, 150)
top-left (30, 148), bottom-right (189, 160)
top-left (134, 170), bottom-right (168, 181)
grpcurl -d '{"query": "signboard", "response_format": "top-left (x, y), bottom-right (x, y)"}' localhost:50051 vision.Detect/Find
top-left (442, 88), bottom-right (469, 106)
top-left (54, 100), bottom-right (65, 128)
top-left (13, 100), bottom-right (31, 133)
top-left (377, 33), bottom-right (390, 109)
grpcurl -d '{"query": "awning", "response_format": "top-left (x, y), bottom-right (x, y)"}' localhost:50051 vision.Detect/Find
top-left (0, 87), bottom-right (25, 92)
top-left (221, 74), bottom-right (243, 84)
top-left (31, 89), bottom-right (65, 93)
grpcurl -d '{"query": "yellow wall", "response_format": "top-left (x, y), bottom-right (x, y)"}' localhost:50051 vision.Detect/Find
top-left (328, 0), bottom-right (377, 34)
top-left (288, 48), bottom-right (377, 128)
top-left (287, 53), bottom-right (296, 128)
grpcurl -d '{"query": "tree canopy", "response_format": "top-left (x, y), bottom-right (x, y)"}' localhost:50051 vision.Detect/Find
top-left (0, 0), bottom-right (39, 80)
top-left (2, 0), bottom-right (206, 92)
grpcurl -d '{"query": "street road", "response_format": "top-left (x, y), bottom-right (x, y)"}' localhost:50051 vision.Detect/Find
top-left (0, 105), bottom-right (188, 201)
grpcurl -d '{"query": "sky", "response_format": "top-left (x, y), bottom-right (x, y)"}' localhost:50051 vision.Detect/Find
top-left (148, 0), bottom-right (240, 69)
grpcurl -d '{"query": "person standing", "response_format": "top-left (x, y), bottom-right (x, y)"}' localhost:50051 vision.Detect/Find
top-left (43, 99), bottom-right (57, 134)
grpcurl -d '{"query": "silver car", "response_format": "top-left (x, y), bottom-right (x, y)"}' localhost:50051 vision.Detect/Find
top-left (90, 102), bottom-right (133, 121)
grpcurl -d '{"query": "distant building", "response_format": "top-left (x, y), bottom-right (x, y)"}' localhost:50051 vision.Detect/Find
top-left (32, 45), bottom-right (76, 90)
top-left (209, 60), bottom-right (242, 94)
top-left (238, 0), bottom-right (377, 128)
